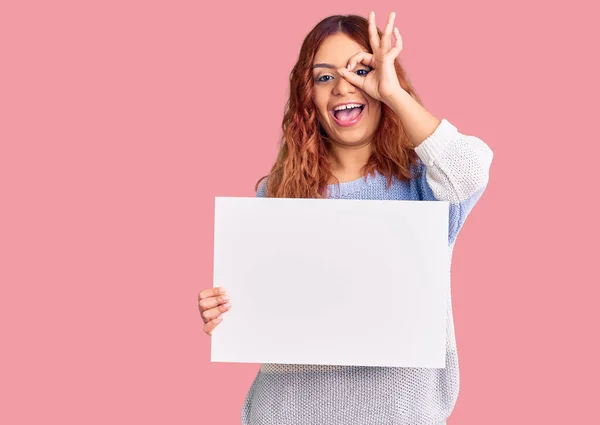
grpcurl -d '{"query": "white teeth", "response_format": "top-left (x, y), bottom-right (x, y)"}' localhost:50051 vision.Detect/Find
top-left (333, 103), bottom-right (363, 111)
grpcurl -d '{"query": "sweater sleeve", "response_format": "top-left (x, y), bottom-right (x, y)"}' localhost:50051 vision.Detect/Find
top-left (414, 118), bottom-right (494, 245)
top-left (256, 179), bottom-right (267, 198)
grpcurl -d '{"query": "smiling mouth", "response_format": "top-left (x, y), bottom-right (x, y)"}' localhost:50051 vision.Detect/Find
top-left (330, 104), bottom-right (365, 127)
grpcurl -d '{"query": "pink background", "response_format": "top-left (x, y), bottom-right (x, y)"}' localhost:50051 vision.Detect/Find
top-left (1, 0), bottom-right (598, 424)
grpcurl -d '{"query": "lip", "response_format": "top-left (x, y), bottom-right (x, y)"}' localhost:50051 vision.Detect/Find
top-left (330, 101), bottom-right (365, 110)
top-left (329, 104), bottom-right (365, 127)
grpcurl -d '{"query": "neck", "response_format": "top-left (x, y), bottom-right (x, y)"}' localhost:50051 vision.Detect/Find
top-left (327, 141), bottom-right (373, 183)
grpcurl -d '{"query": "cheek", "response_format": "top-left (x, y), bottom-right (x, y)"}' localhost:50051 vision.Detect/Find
top-left (312, 91), bottom-right (329, 116)
top-left (369, 103), bottom-right (382, 121)
top-left (314, 105), bottom-right (331, 126)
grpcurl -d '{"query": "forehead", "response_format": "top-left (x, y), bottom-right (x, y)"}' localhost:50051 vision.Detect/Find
top-left (313, 33), bottom-right (366, 67)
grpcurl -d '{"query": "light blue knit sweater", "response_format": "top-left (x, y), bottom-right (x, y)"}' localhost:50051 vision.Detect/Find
top-left (241, 118), bottom-right (494, 425)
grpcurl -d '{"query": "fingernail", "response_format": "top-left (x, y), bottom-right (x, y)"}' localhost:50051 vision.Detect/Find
top-left (223, 302), bottom-right (231, 309)
top-left (215, 316), bottom-right (223, 322)
top-left (221, 295), bottom-right (230, 302)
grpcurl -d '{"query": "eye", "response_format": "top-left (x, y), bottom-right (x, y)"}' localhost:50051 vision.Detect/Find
top-left (317, 75), bottom-right (333, 83)
top-left (356, 69), bottom-right (370, 76)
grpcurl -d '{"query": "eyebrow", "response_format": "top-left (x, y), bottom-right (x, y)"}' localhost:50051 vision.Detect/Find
top-left (312, 63), bottom-right (337, 70)
top-left (312, 63), bottom-right (372, 71)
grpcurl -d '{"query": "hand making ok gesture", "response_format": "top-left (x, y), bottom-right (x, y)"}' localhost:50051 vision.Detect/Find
top-left (337, 11), bottom-right (405, 104)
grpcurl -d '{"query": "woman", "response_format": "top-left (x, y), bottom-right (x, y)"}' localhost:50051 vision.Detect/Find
top-left (198, 11), bottom-right (493, 425)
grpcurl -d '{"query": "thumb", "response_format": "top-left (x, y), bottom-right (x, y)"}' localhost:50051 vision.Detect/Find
top-left (337, 68), bottom-right (364, 89)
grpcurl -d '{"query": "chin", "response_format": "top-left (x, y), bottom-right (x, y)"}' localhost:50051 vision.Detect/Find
top-left (333, 133), bottom-right (369, 146)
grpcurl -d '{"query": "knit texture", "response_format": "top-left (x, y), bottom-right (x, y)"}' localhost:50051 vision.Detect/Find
top-left (241, 118), bottom-right (494, 425)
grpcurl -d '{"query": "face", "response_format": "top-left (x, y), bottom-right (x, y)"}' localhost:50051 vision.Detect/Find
top-left (311, 33), bottom-right (382, 148)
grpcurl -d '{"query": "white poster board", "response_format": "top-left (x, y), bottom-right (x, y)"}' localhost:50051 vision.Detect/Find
top-left (211, 197), bottom-right (449, 368)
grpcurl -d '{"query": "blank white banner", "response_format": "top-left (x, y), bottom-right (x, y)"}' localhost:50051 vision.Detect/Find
top-left (211, 196), bottom-right (449, 368)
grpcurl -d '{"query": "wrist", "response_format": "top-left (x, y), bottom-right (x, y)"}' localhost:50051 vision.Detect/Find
top-left (384, 89), bottom-right (412, 115)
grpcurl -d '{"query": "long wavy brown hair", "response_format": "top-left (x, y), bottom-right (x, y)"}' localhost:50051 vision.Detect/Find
top-left (255, 14), bottom-right (424, 198)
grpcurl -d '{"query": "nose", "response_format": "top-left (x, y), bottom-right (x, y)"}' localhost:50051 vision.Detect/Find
top-left (333, 71), bottom-right (356, 95)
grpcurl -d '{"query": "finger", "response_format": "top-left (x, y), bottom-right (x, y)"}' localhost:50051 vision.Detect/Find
top-left (336, 68), bottom-right (365, 90)
top-left (381, 11), bottom-right (396, 51)
top-left (198, 287), bottom-right (227, 302)
top-left (387, 27), bottom-right (403, 59)
top-left (201, 303), bottom-right (232, 323)
top-left (368, 11), bottom-right (380, 50)
top-left (346, 51), bottom-right (374, 71)
top-left (204, 316), bottom-right (223, 336)
top-left (199, 293), bottom-right (230, 312)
